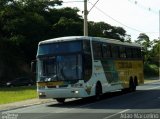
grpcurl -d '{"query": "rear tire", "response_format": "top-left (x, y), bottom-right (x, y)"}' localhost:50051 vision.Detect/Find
top-left (129, 77), bottom-right (136, 92)
top-left (122, 77), bottom-right (136, 93)
top-left (134, 76), bottom-right (138, 86)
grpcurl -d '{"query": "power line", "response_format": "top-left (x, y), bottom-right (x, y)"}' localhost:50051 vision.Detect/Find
top-left (128, 0), bottom-right (159, 14)
top-left (88, 0), bottom-right (100, 13)
top-left (88, 1), bottom-right (143, 33)
top-left (62, 0), bottom-right (158, 35)
top-left (88, 1), bottom-right (159, 34)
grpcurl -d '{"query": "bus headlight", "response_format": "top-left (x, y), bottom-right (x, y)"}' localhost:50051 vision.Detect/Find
top-left (75, 91), bottom-right (79, 94)
top-left (71, 90), bottom-right (79, 94)
top-left (39, 92), bottom-right (46, 98)
top-left (39, 92), bottom-right (45, 95)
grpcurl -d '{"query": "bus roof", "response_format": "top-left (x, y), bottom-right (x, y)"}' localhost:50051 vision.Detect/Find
top-left (39, 36), bottom-right (141, 48)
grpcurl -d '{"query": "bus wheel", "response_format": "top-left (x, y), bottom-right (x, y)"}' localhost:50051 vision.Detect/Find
top-left (95, 82), bottom-right (102, 100)
top-left (134, 76), bottom-right (138, 86)
top-left (129, 77), bottom-right (136, 92)
top-left (56, 98), bottom-right (65, 103)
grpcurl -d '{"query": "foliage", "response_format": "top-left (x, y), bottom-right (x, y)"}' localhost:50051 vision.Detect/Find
top-left (0, 0), bottom-right (137, 82)
top-left (0, 0), bottom-right (81, 82)
top-left (88, 21), bottom-right (126, 41)
top-left (135, 33), bottom-right (152, 63)
top-left (144, 63), bottom-right (159, 77)
top-left (150, 39), bottom-right (160, 66)
top-left (135, 33), bottom-right (159, 77)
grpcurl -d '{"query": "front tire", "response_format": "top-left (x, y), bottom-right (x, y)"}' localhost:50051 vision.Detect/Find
top-left (95, 82), bottom-right (102, 100)
top-left (55, 98), bottom-right (65, 103)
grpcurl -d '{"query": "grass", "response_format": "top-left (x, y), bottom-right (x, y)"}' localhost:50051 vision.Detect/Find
top-left (0, 86), bottom-right (37, 105)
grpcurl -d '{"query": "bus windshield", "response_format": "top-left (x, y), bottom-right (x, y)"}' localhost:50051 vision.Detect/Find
top-left (37, 54), bottom-right (82, 82)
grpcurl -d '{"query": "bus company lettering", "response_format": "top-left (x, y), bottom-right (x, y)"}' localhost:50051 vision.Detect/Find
top-left (118, 62), bottom-right (132, 68)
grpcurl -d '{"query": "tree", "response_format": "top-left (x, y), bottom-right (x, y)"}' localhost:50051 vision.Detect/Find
top-left (0, 0), bottom-right (129, 82)
top-left (51, 7), bottom-right (83, 37)
top-left (150, 39), bottom-right (160, 65)
top-left (0, 0), bottom-right (64, 82)
top-left (135, 33), bottom-right (159, 77)
top-left (88, 21), bottom-right (126, 41)
top-left (135, 33), bottom-right (152, 63)
top-left (124, 34), bottom-right (132, 43)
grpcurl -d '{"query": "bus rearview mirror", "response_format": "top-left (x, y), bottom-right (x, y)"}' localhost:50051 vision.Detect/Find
top-left (31, 60), bottom-right (36, 73)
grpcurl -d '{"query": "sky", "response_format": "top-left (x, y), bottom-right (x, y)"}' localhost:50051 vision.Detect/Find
top-left (60, 0), bottom-right (160, 41)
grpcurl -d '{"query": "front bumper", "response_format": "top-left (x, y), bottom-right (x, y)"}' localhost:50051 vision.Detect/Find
top-left (38, 87), bottom-right (89, 99)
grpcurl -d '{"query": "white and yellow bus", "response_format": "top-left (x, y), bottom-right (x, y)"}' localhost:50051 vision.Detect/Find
top-left (36, 36), bottom-right (144, 103)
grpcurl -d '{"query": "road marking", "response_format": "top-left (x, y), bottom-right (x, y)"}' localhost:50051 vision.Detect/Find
top-left (148, 86), bottom-right (160, 90)
top-left (103, 109), bottom-right (130, 119)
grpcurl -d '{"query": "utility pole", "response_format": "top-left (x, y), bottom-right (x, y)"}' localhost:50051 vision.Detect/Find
top-left (84, 0), bottom-right (88, 36)
top-left (159, 10), bottom-right (160, 40)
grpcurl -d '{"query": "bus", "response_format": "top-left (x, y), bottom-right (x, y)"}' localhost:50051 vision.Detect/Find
top-left (35, 36), bottom-right (144, 103)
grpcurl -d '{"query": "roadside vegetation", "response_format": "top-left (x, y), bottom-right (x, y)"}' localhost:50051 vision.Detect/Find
top-left (0, 86), bottom-right (37, 104)
top-left (135, 33), bottom-right (160, 78)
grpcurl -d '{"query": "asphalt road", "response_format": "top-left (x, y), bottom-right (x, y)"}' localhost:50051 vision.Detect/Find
top-left (1, 81), bottom-right (160, 119)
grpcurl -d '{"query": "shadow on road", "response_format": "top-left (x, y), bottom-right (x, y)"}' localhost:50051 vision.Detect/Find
top-left (47, 89), bottom-right (160, 109)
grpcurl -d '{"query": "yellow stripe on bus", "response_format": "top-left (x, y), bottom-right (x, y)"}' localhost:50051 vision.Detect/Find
top-left (37, 81), bottom-right (64, 86)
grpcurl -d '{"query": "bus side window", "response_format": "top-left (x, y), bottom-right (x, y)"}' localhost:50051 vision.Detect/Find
top-left (102, 44), bottom-right (112, 58)
top-left (126, 47), bottom-right (132, 58)
top-left (133, 48), bottom-right (139, 58)
top-left (93, 42), bottom-right (102, 59)
top-left (137, 48), bottom-right (142, 58)
top-left (83, 40), bottom-right (92, 81)
top-left (111, 45), bottom-right (119, 58)
top-left (83, 40), bottom-right (90, 53)
top-left (119, 46), bottom-right (126, 58)
top-left (133, 48), bottom-right (142, 59)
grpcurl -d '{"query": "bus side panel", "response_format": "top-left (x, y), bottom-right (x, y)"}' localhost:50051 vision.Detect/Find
top-left (115, 60), bottom-right (144, 89)
top-left (96, 60), bottom-right (123, 93)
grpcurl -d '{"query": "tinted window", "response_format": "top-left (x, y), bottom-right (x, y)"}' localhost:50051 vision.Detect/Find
top-left (126, 47), bottom-right (133, 58)
top-left (119, 46), bottom-right (126, 58)
top-left (83, 40), bottom-right (91, 54)
top-left (93, 42), bottom-right (102, 59)
top-left (83, 41), bottom-right (92, 81)
top-left (137, 48), bottom-right (142, 58)
top-left (37, 41), bottom-right (82, 56)
top-left (102, 44), bottom-right (111, 58)
top-left (111, 45), bottom-right (119, 58)
top-left (133, 48), bottom-right (142, 58)
top-left (38, 55), bottom-right (82, 81)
